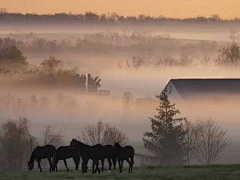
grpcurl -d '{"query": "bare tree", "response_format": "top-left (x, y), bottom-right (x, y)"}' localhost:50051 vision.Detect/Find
top-left (183, 121), bottom-right (198, 166)
top-left (215, 42), bottom-right (240, 66)
top-left (0, 8), bottom-right (7, 14)
top-left (26, 134), bottom-right (38, 159)
top-left (198, 41), bottom-right (217, 66)
top-left (193, 118), bottom-right (230, 165)
top-left (80, 121), bottom-right (105, 145)
top-left (41, 124), bottom-right (63, 168)
top-left (102, 124), bottom-right (129, 145)
top-left (0, 116), bottom-right (34, 170)
top-left (41, 124), bottom-right (63, 147)
top-left (122, 92), bottom-right (134, 104)
top-left (80, 121), bottom-right (128, 145)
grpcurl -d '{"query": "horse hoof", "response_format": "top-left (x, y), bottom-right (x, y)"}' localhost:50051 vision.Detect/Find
top-left (75, 170), bottom-right (78, 172)
top-left (108, 170), bottom-right (111, 173)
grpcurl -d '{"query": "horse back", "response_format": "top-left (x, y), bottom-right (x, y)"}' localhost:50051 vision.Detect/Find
top-left (103, 145), bottom-right (116, 157)
top-left (125, 146), bottom-right (135, 154)
top-left (57, 146), bottom-right (79, 159)
top-left (118, 146), bottom-right (134, 159)
top-left (35, 145), bottom-right (56, 159)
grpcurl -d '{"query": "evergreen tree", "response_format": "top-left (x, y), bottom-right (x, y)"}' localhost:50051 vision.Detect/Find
top-left (143, 88), bottom-right (186, 165)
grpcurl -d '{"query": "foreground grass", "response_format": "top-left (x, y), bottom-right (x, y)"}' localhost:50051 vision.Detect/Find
top-left (1, 165), bottom-right (240, 180)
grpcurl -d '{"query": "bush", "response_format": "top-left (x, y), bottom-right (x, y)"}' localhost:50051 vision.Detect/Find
top-left (215, 42), bottom-right (240, 66)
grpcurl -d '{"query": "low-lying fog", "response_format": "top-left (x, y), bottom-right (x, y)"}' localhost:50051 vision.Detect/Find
top-left (1, 25), bottom-right (240, 164)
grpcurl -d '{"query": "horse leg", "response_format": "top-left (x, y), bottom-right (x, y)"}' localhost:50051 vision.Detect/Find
top-left (101, 159), bottom-right (104, 172)
top-left (118, 159), bottom-right (122, 173)
top-left (55, 159), bottom-right (59, 172)
top-left (37, 160), bottom-right (42, 172)
top-left (92, 160), bottom-right (95, 174)
top-left (130, 157), bottom-right (134, 173)
top-left (82, 162), bottom-right (85, 173)
top-left (112, 157), bottom-right (116, 171)
top-left (126, 159), bottom-right (131, 173)
top-left (63, 159), bottom-right (69, 172)
top-left (73, 157), bottom-right (80, 171)
top-left (120, 160), bottom-right (124, 173)
top-left (96, 160), bottom-right (100, 174)
top-left (94, 160), bottom-right (100, 174)
top-left (47, 157), bottom-right (52, 172)
top-left (85, 158), bottom-right (89, 173)
top-left (107, 158), bottom-right (112, 172)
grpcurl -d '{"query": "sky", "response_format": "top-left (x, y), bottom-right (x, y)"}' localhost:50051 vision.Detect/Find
top-left (0, 0), bottom-right (239, 19)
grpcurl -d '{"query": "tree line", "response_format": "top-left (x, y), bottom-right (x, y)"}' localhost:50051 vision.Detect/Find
top-left (0, 9), bottom-right (239, 24)
top-left (2, 34), bottom-right (240, 68)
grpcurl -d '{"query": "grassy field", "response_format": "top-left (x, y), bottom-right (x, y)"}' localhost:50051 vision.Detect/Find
top-left (1, 165), bottom-right (240, 180)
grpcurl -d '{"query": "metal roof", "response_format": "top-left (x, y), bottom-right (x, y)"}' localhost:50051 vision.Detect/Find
top-left (167, 78), bottom-right (240, 99)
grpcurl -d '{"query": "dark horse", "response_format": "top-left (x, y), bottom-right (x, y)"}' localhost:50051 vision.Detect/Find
top-left (70, 139), bottom-right (102, 174)
top-left (114, 142), bottom-right (134, 173)
top-left (28, 145), bottom-right (56, 172)
top-left (99, 145), bottom-right (117, 172)
top-left (53, 146), bottom-right (80, 172)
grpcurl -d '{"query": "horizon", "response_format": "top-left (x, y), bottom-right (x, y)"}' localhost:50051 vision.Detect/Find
top-left (0, 9), bottom-right (238, 21)
top-left (1, 0), bottom-right (240, 19)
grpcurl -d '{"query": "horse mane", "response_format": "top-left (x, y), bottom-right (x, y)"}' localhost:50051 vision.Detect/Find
top-left (74, 139), bottom-right (85, 146)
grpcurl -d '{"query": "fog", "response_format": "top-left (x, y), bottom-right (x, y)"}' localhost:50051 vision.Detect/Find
top-left (1, 22), bottom-right (240, 164)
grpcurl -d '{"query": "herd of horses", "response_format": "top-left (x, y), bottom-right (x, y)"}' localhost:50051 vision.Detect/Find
top-left (27, 139), bottom-right (135, 174)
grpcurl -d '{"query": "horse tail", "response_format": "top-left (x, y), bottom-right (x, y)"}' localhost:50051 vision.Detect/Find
top-left (132, 148), bottom-right (135, 165)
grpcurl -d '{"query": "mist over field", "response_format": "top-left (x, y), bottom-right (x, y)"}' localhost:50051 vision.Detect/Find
top-left (1, 15), bottom-right (240, 167)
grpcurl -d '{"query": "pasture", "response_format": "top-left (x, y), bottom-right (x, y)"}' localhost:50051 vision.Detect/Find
top-left (1, 165), bottom-right (240, 180)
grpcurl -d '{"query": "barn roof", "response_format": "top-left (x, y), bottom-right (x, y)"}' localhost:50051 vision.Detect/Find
top-left (167, 78), bottom-right (240, 99)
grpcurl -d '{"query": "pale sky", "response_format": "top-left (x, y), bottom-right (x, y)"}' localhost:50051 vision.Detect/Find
top-left (0, 0), bottom-right (239, 19)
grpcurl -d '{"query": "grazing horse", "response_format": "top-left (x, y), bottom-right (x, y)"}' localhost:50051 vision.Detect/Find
top-left (28, 145), bottom-right (56, 172)
top-left (70, 139), bottom-right (102, 174)
top-left (53, 146), bottom-right (80, 172)
top-left (114, 142), bottom-right (134, 173)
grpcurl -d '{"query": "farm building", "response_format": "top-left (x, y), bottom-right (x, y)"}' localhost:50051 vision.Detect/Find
top-left (164, 78), bottom-right (240, 101)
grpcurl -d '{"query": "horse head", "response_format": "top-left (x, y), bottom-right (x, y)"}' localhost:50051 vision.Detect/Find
top-left (70, 138), bottom-right (85, 150)
top-left (28, 161), bottom-right (34, 170)
top-left (114, 141), bottom-right (121, 148)
top-left (70, 138), bottom-right (77, 149)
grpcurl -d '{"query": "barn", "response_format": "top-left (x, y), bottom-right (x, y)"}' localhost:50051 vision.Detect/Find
top-left (164, 78), bottom-right (240, 101)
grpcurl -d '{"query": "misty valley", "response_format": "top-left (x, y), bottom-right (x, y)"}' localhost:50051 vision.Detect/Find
top-left (1, 11), bottom-right (240, 180)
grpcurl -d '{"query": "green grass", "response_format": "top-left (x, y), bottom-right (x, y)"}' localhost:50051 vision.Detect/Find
top-left (1, 165), bottom-right (240, 180)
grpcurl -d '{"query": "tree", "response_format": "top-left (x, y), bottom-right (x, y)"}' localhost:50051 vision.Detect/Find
top-left (0, 117), bottom-right (35, 170)
top-left (215, 42), bottom-right (240, 66)
top-left (123, 92), bottom-right (134, 104)
top-left (193, 118), bottom-right (230, 165)
top-left (80, 121), bottom-right (129, 145)
top-left (102, 124), bottom-right (129, 145)
top-left (198, 41), bottom-right (217, 66)
top-left (40, 56), bottom-right (62, 74)
top-left (183, 121), bottom-right (198, 166)
top-left (143, 88), bottom-right (186, 165)
top-left (41, 124), bottom-right (63, 148)
top-left (0, 8), bottom-right (7, 14)
top-left (0, 46), bottom-right (28, 67)
top-left (87, 74), bottom-right (101, 92)
top-left (41, 124), bottom-right (63, 168)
